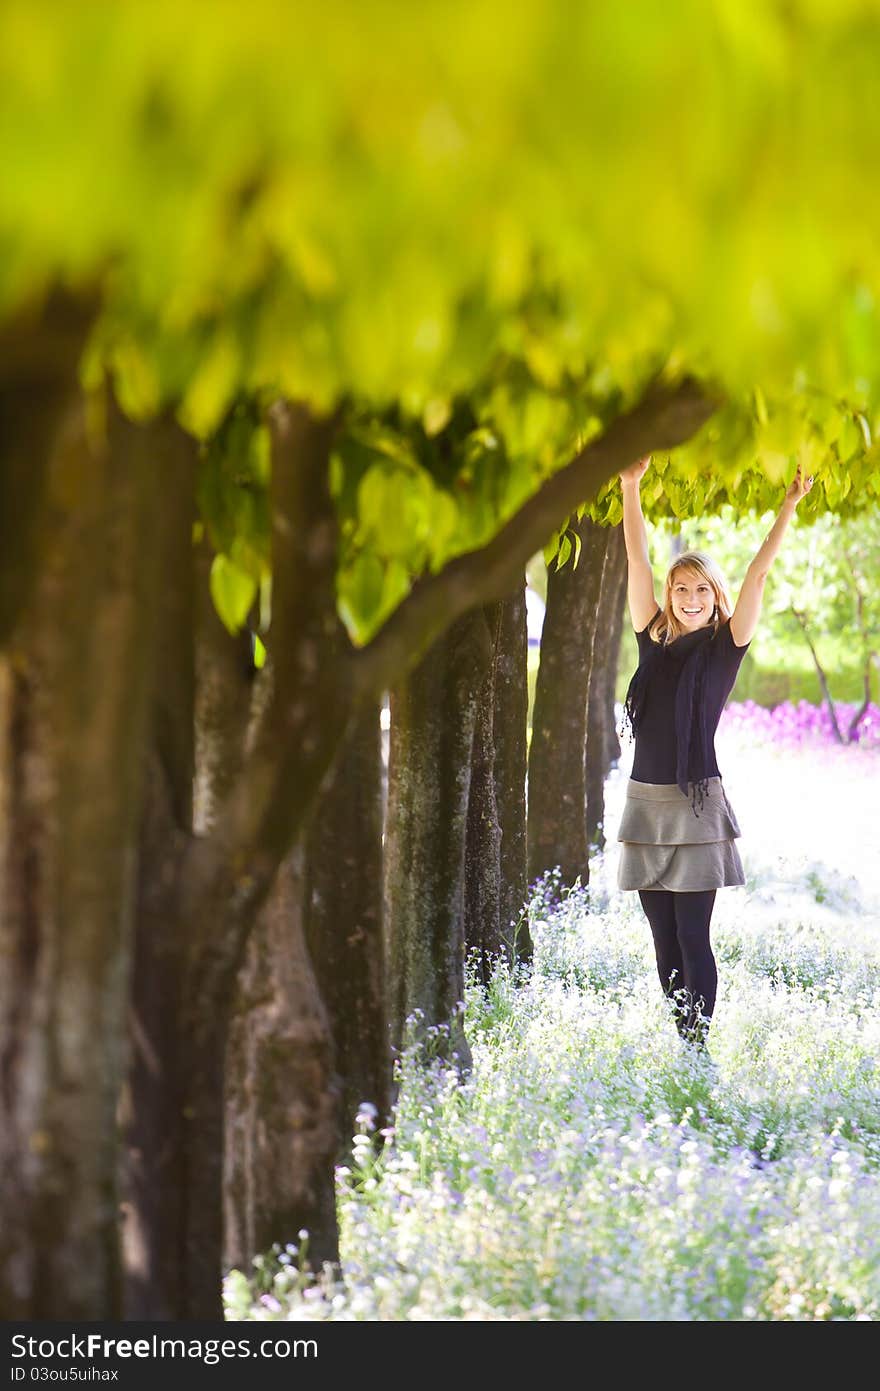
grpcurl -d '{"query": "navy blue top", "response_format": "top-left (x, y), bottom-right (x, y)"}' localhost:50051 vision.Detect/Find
top-left (630, 607), bottom-right (751, 784)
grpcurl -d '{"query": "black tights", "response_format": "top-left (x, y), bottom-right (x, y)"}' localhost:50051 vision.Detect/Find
top-left (637, 888), bottom-right (717, 1043)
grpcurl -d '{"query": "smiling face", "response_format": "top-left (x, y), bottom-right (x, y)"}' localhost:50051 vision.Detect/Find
top-left (670, 566), bottom-right (716, 630)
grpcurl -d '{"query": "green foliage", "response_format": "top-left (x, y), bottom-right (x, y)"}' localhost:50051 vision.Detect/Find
top-left (209, 554), bottom-right (257, 635)
top-left (196, 400), bottom-right (270, 633)
top-left (6, 0), bottom-right (880, 637)
top-left (609, 506), bottom-right (878, 706)
top-left (682, 505), bottom-right (880, 695)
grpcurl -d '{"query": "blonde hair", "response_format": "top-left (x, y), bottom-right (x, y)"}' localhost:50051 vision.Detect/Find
top-left (647, 550), bottom-right (733, 645)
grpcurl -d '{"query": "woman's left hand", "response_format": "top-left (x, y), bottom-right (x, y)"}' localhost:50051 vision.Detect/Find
top-left (785, 461), bottom-right (814, 506)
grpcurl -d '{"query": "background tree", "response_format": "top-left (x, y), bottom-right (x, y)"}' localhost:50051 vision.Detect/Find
top-left (527, 517), bottom-right (610, 888)
top-left (586, 524), bottom-right (629, 849)
top-left (684, 506), bottom-right (880, 720)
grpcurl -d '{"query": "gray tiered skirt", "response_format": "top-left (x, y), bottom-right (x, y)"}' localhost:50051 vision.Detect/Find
top-left (617, 775), bottom-right (746, 892)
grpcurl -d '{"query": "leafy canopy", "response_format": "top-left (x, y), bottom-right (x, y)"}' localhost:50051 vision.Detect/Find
top-left (4, 0), bottom-right (880, 640)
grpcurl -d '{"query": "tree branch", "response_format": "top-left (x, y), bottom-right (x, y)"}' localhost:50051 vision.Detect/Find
top-left (790, 604), bottom-right (845, 743)
top-left (349, 374), bottom-right (718, 701)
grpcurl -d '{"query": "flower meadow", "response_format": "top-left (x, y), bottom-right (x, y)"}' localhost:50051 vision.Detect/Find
top-left (225, 722), bottom-right (880, 1322)
top-left (720, 698), bottom-right (880, 750)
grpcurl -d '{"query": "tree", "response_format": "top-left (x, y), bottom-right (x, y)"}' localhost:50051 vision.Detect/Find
top-left (304, 701), bottom-right (389, 1150)
top-left (586, 524), bottom-right (628, 849)
top-left (685, 505), bottom-right (880, 721)
top-left (528, 517), bottom-right (609, 887)
top-left (4, 0), bottom-right (880, 1320)
top-left (470, 585), bottom-right (533, 972)
top-left (2, 395), bottom-right (182, 1320)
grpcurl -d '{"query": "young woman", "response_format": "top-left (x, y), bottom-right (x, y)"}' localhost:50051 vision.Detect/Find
top-left (616, 456), bottom-right (814, 1047)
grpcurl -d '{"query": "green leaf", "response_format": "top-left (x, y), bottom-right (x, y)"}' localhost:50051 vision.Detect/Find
top-left (426, 490), bottom-right (460, 569)
top-left (543, 529), bottom-right (560, 567)
top-left (357, 464), bottom-right (432, 559)
top-left (348, 421), bottom-right (420, 472)
top-left (210, 553), bottom-right (257, 634)
top-left (422, 397), bottom-right (452, 436)
top-left (338, 551), bottom-right (386, 639)
top-left (380, 557), bottom-right (411, 616)
top-left (178, 333), bottom-right (240, 439)
top-left (259, 575), bottom-right (272, 631)
top-left (556, 533), bottom-right (572, 569)
top-left (111, 341), bottom-right (161, 421)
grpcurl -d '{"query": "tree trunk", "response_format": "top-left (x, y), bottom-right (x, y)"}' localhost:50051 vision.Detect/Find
top-left (527, 517), bottom-right (608, 888)
top-left (217, 423), bottom-right (358, 1280)
top-left (385, 608), bottom-right (492, 1071)
top-left (221, 671), bottom-right (358, 1279)
top-left (304, 701), bottom-right (390, 1155)
top-left (0, 395), bottom-right (163, 1319)
top-left (849, 652), bottom-right (878, 743)
top-left (177, 703), bottom-right (355, 1316)
top-left (121, 412), bottom-right (346, 1317)
top-left (192, 536), bottom-right (256, 836)
top-left (844, 561), bottom-right (877, 744)
top-left (224, 839), bottom-right (340, 1276)
top-left (602, 525), bottom-right (629, 772)
top-left (493, 583), bottom-right (533, 964)
top-left (464, 584), bottom-right (532, 980)
top-left (169, 404), bottom-right (355, 1318)
top-left (120, 427), bottom-right (198, 1320)
top-left (463, 604), bottom-right (504, 988)
top-left (586, 525), bottom-right (627, 849)
top-left (120, 751), bottom-right (190, 1320)
top-left (791, 606), bottom-right (845, 743)
top-left (0, 287), bottom-right (96, 647)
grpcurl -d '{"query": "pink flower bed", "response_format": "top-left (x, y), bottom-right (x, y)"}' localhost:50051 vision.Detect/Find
top-left (719, 699), bottom-right (880, 749)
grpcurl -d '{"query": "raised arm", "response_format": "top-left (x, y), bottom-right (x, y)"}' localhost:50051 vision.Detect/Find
top-left (619, 457), bottom-right (659, 631)
top-left (729, 463), bottom-right (814, 647)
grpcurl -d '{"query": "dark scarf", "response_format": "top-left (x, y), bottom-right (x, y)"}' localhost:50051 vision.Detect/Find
top-left (621, 618), bottom-right (717, 817)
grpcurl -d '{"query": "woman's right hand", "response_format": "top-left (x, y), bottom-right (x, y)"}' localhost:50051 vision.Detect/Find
top-left (619, 456), bottom-right (651, 487)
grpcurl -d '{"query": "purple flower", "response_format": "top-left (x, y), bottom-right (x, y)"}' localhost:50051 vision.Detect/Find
top-left (719, 700), bottom-right (880, 750)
